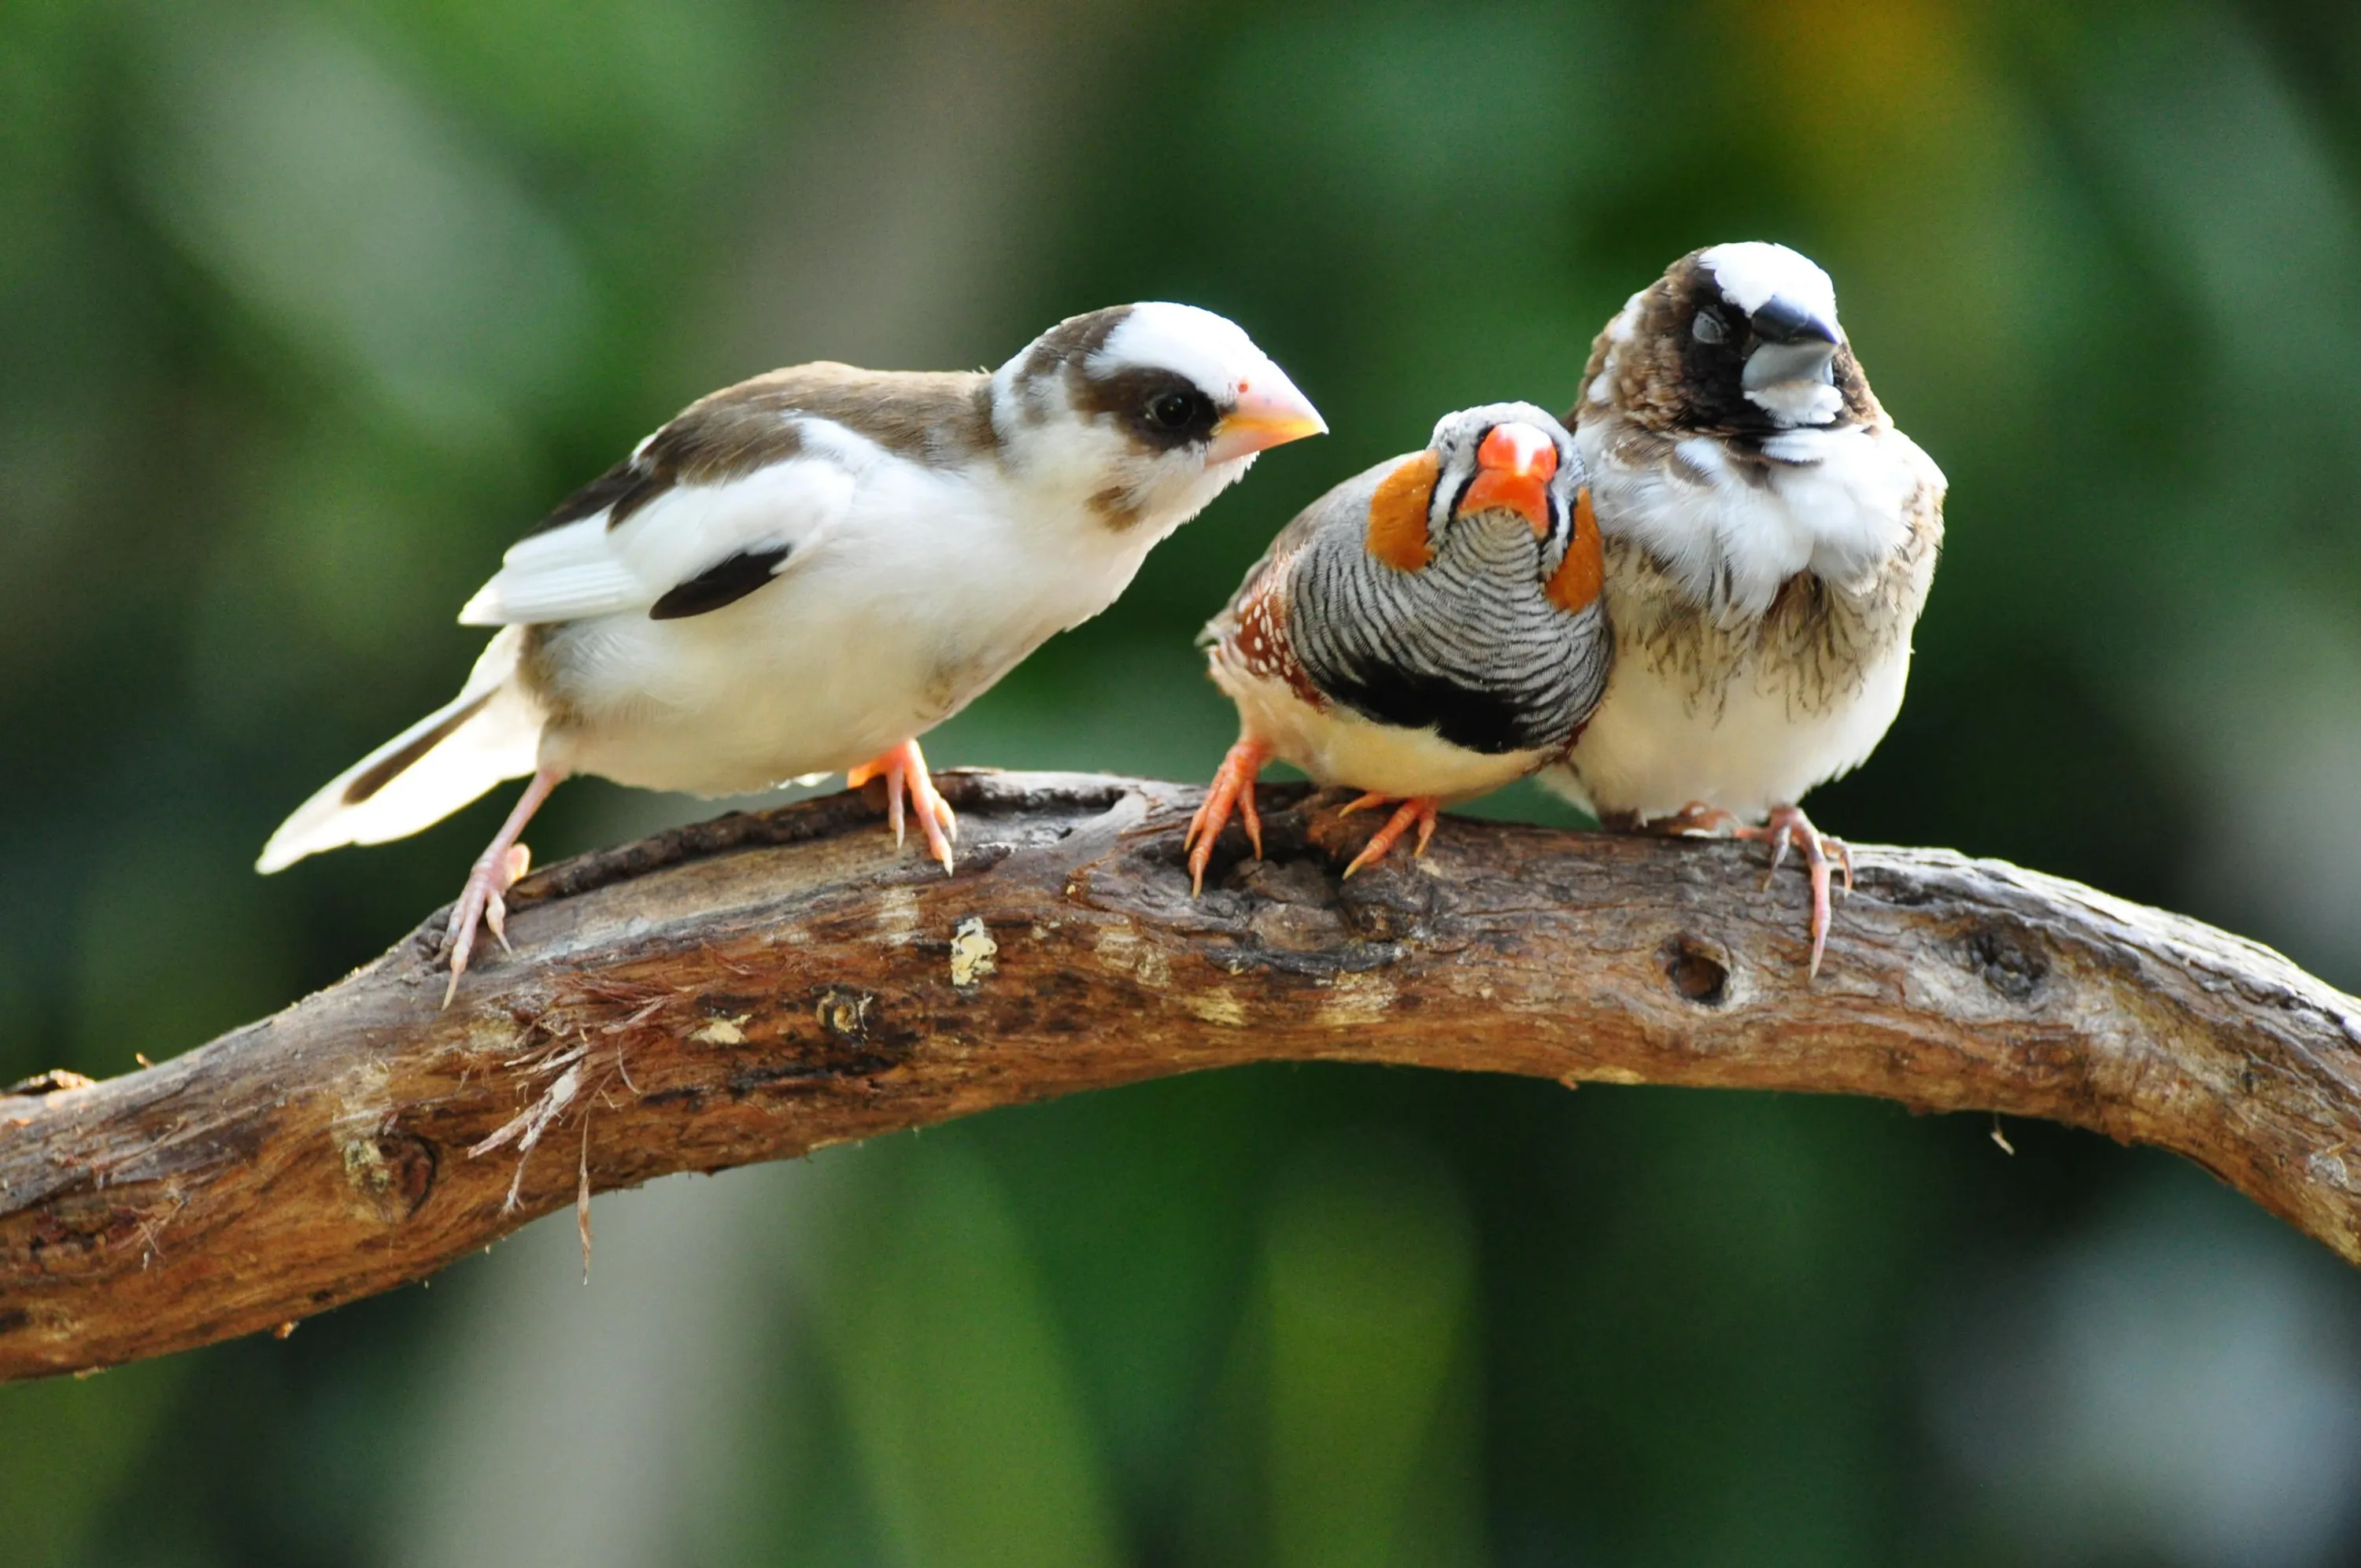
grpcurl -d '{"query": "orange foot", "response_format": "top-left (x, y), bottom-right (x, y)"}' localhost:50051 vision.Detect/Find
top-left (1729, 802), bottom-right (1853, 980)
top-left (1338, 792), bottom-right (1441, 878)
top-left (848, 738), bottom-right (956, 874)
top-left (1184, 738), bottom-right (1272, 896)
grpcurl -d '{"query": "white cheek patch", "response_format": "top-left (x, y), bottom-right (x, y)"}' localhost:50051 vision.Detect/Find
top-left (1746, 380), bottom-right (1845, 427)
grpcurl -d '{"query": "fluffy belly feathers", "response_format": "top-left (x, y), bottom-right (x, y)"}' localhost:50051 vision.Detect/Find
top-left (1555, 633), bottom-right (1910, 821)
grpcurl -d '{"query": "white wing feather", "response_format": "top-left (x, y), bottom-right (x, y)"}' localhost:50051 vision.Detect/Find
top-left (458, 456), bottom-right (860, 625)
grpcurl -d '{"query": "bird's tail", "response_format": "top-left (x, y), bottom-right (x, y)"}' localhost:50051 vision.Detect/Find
top-left (257, 627), bottom-right (543, 873)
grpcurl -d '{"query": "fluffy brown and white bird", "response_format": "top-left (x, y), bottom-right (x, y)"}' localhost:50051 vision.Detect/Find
top-left (259, 302), bottom-right (1324, 998)
top-left (1539, 242), bottom-right (1946, 974)
top-left (1187, 403), bottom-right (1611, 891)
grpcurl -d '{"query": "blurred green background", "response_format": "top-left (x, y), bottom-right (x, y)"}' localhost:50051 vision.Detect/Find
top-left (9, 0), bottom-right (2361, 1562)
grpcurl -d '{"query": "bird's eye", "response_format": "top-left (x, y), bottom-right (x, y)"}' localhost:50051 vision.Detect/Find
top-left (1148, 390), bottom-right (1207, 430)
top-left (1691, 309), bottom-right (1728, 345)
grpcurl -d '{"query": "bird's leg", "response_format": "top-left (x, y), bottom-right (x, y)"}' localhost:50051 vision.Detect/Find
top-left (445, 767), bottom-right (565, 1008)
top-left (1646, 801), bottom-right (1742, 837)
top-left (1184, 737), bottom-right (1271, 896)
top-left (1339, 794), bottom-right (1441, 878)
top-left (1729, 802), bottom-right (1853, 979)
top-left (847, 738), bottom-right (957, 874)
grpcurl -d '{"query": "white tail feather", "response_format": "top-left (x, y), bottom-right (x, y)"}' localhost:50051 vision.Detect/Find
top-left (257, 628), bottom-right (545, 873)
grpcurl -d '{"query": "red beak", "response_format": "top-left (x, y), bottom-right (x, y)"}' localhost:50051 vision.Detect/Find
top-left (1457, 422), bottom-right (1558, 536)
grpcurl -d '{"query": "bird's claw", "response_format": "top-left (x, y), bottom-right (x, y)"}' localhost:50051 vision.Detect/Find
top-left (1340, 795), bottom-right (1439, 879)
top-left (443, 842), bottom-right (534, 1008)
top-left (1650, 801), bottom-right (1740, 839)
top-left (1731, 804), bottom-right (1849, 979)
top-left (481, 843), bottom-right (532, 953)
top-left (850, 740), bottom-right (958, 874)
top-left (1185, 739), bottom-right (1271, 896)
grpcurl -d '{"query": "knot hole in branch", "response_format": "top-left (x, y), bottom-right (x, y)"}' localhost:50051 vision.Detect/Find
top-left (1965, 922), bottom-right (2049, 1002)
top-left (1661, 935), bottom-right (1731, 1005)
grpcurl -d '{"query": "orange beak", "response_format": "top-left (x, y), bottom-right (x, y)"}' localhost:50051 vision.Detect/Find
top-left (1457, 422), bottom-right (1559, 537)
top-left (1205, 372), bottom-right (1328, 464)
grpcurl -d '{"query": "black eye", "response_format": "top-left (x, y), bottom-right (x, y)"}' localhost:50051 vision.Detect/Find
top-left (1691, 308), bottom-right (1728, 345)
top-left (1148, 389), bottom-right (1209, 430)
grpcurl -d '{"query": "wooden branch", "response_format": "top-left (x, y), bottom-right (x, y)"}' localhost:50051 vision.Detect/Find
top-left (6, 771), bottom-right (2359, 1380)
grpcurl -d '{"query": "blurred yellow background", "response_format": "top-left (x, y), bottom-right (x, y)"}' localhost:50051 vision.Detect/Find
top-left (8, 1), bottom-right (2361, 1563)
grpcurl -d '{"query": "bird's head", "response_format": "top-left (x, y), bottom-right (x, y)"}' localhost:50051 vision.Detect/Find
top-left (994, 302), bottom-right (1325, 533)
top-left (1364, 403), bottom-right (1597, 604)
top-left (1583, 242), bottom-right (1875, 435)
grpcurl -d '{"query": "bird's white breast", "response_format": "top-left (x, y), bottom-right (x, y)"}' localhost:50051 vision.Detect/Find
top-left (539, 445), bottom-right (1171, 796)
top-left (1578, 421), bottom-right (1926, 620)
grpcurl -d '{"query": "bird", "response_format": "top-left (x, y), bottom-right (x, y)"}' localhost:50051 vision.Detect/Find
top-left (257, 301), bottom-right (1325, 1000)
top-left (1537, 242), bottom-right (1947, 976)
top-left (1185, 402), bottom-right (1611, 892)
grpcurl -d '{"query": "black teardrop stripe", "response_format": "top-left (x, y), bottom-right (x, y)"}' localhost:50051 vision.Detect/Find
top-left (648, 546), bottom-right (792, 620)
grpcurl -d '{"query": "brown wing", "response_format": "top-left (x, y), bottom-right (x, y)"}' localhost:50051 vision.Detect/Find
top-left (524, 364), bottom-right (996, 540)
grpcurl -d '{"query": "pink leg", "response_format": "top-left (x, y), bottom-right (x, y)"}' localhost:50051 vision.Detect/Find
top-left (1184, 737), bottom-right (1271, 896)
top-left (848, 738), bottom-right (957, 874)
top-left (1730, 803), bottom-right (1853, 979)
top-left (445, 766), bottom-right (564, 1007)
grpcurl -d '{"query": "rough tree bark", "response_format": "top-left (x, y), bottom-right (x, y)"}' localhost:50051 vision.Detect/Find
top-left (4, 771), bottom-right (2359, 1382)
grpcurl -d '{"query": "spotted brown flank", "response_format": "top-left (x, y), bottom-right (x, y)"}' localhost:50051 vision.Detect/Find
top-left (1227, 575), bottom-right (1326, 708)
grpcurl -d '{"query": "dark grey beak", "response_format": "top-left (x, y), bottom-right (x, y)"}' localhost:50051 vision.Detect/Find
top-left (1742, 295), bottom-right (1840, 392)
top-left (1748, 295), bottom-right (1839, 346)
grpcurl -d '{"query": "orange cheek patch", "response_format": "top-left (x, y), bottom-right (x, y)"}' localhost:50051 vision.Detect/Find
top-left (1546, 486), bottom-right (1605, 613)
top-left (1365, 452), bottom-right (1439, 571)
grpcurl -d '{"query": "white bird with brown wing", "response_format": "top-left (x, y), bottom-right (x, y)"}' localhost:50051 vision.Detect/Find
top-left (259, 302), bottom-right (1325, 999)
top-left (1539, 242), bottom-right (1946, 975)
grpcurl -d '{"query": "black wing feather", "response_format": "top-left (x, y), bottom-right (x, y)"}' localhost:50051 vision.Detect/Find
top-left (648, 546), bottom-right (792, 621)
